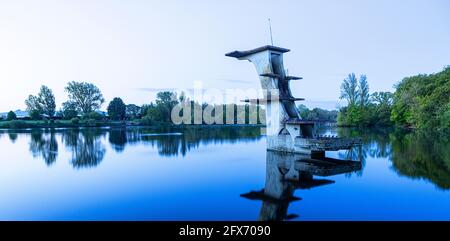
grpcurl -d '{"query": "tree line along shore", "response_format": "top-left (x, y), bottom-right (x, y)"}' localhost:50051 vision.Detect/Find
top-left (0, 81), bottom-right (268, 129)
top-left (1, 66), bottom-right (448, 132)
top-left (338, 66), bottom-right (449, 132)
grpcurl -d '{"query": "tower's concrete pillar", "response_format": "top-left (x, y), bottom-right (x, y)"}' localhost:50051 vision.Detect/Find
top-left (226, 46), bottom-right (300, 137)
top-left (226, 45), bottom-right (361, 154)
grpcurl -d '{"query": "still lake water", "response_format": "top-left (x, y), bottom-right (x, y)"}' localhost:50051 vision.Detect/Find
top-left (0, 126), bottom-right (449, 221)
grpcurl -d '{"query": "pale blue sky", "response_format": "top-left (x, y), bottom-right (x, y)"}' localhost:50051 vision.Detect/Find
top-left (0, 0), bottom-right (449, 111)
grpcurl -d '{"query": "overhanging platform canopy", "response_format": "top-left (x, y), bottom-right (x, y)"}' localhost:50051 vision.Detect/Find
top-left (225, 45), bottom-right (290, 59)
top-left (260, 73), bottom-right (303, 80)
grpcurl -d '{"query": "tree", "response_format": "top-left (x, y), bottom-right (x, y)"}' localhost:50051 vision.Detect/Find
top-left (62, 101), bottom-right (79, 120)
top-left (140, 104), bottom-right (151, 117)
top-left (125, 104), bottom-right (141, 119)
top-left (156, 91), bottom-right (178, 106)
top-left (107, 97), bottom-right (126, 120)
top-left (145, 103), bottom-right (162, 122)
top-left (7, 111), bottom-right (16, 121)
top-left (298, 104), bottom-right (311, 119)
top-left (371, 92), bottom-right (394, 126)
top-left (338, 73), bottom-right (377, 126)
top-left (38, 85), bottom-right (56, 118)
top-left (142, 91), bottom-right (180, 124)
top-left (391, 66), bottom-right (450, 130)
top-left (337, 67), bottom-right (450, 129)
top-left (338, 105), bottom-right (363, 126)
top-left (29, 109), bottom-right (42, 120)
top-left (25, 95), bottom-right (42, 114)
top-left (154, 91), bottom-right (179, 122)
top-left (298, 104), bottom-right (338, 121)
top-left (371, 92), bottom-right (393, 106)
top-left (441, 102), bottom-right (450, 130)
top-left (358, 75), bottom-right (370, 107)
top-left (25, 85), bottom-right (56, 118)
top-left (340, 73), bottom-right (359, 106)
top-left (355, 75), bottom-right (372, 126)
top-left (65, 81), bottom-right (104, 114)
top-left (140, 103), bottom-right (163, 125)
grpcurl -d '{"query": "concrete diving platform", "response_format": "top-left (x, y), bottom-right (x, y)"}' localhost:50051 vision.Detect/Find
top-left (260, 73), bottom-right (303, 80)
top-left (226, 45), bottom-right (361, 155)
top-left (295, 136), bottom-right (361, 152)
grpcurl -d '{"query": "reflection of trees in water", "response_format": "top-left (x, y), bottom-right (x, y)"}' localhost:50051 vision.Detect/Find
top-left (390, 131), bottom-right (450, 190)
top-left (338, 145), bottom-right (365, 177)
top-left (152, 127), bottom-right (262, 156)
top-left (337, 127), bottom-right (450, 190)
top-left (8, 131), bottom-right (18, 143)
top-left (29, 130), bottom-right (58, 166)
top-left (108, 129), bottom-right (127, 153)
top-left (62, 128), bottom-right (107, 169)
top-left (23, 126), bottom-right (261, 168)
top-left (107, 126), bottom-right (263, 157)
top-left (337, 128), bottom-right (393, 176)
top-left (144, 135), bottom-right (185, 157)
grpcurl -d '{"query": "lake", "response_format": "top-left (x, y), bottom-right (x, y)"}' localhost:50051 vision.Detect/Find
top-left (0, 126), bottom-right (449, 220)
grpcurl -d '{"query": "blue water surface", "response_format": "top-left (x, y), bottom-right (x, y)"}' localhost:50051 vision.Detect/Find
top-left (0, 126), bottom-right (448, 220)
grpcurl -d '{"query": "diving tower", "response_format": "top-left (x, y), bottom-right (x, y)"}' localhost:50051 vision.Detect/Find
top-left (226, 45), bottom-right (360, 155)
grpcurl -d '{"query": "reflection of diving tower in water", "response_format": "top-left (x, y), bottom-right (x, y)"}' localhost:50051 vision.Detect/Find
top-left (226, 46), bottom-right (360, 155)
top-left (241, 151), bottom-right (361, 221)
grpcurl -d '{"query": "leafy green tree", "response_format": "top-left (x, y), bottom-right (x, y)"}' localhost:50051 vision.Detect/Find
top-left (29, 109), bottom-right (42, 120)
top-left (356, 75), bottom-right (372, 126)
top-left (65, 81), bottom-right (105, 114)
top-left (154, 91), bottom-right (179, 122)
top-left (339, 73), bottom-right (362, 126)
top-left (107, 97), bottom-right (126, 120)
top-left (338, 105), bottom-right (363, 126)
top-left (340, 73), bottom-right (359, 106)
top-left (371, 92), bottom-right (393, 106)
top-left (440, 103), bottom-right (450, 130)
top-left (62, 101), bottom-right (79, 120)
top-left (25, 95), bottom-right (42, 115)
top-left (298, 104), bottom-right (338, 121)
top-left (298, 104), bottom-right (311, 119)
top-left (7, 111), bottom-right (16, 121)
top-left (391, 66), bottom-right (450, 130)
top-left (38, 86), bottom-right (56, 118)
top-left (140, 104), bottom-right (151, 117)
top-left (339, 74), bottom-right (382, 126)
top-left (370, 91), bottom-right (394, 126)
top-left (140, 104), bottom-right (161, 125)
top-left (358, 75), bottom-right (370, 107)
top-left (125, 104), bottom-right (141, 119)
top-left (25, 85), bottom-right (56, 118)
top-left (145, 103), bottom-right (163, 122)
top-left (339, 67), bottom-right (449, 129)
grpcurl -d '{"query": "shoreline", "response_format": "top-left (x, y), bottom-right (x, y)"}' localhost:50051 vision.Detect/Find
top-left (0, 119), bottom-right (266, 130)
